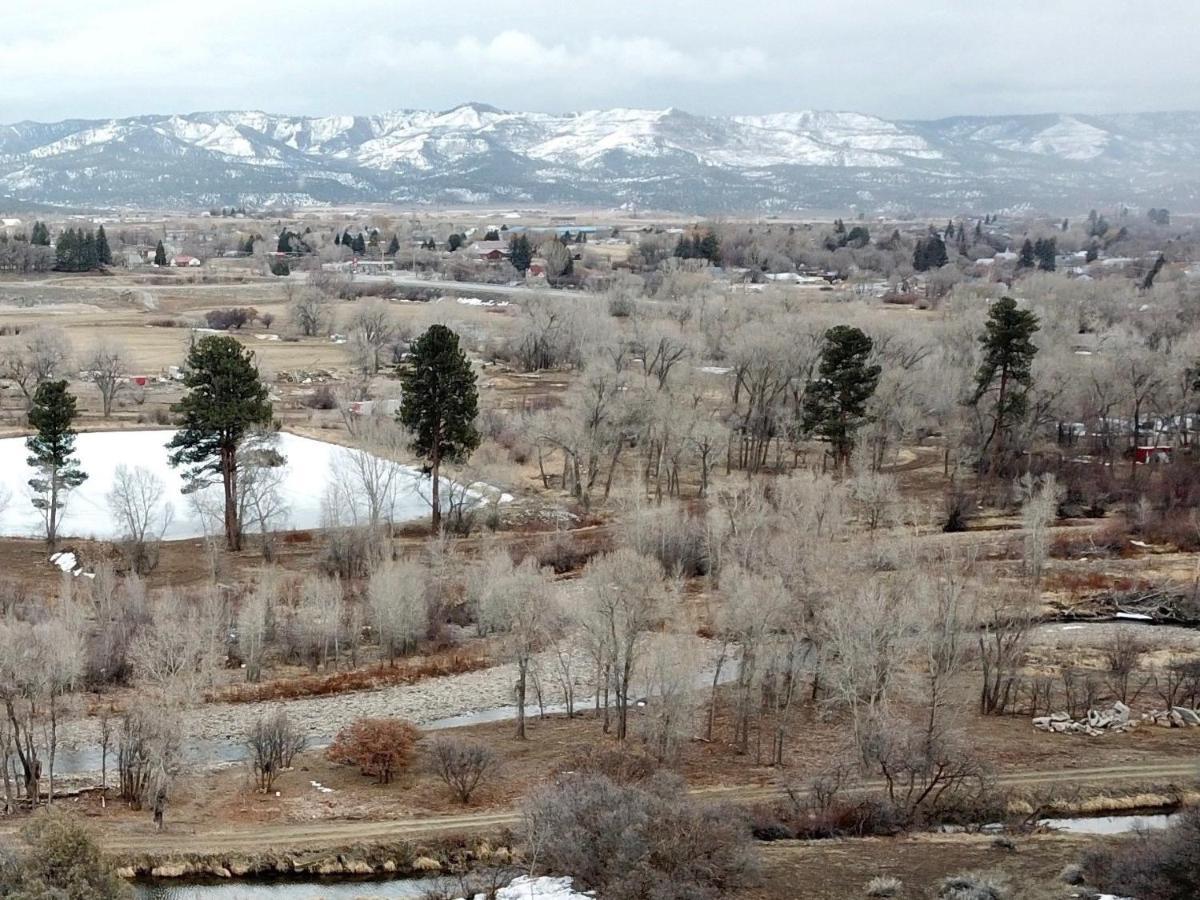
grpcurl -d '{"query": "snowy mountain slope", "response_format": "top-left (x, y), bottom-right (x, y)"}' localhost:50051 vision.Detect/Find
top-left (1, 105), bottom-right (1198, 212)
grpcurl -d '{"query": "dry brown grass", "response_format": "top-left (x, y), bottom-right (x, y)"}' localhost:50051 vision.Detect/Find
top-left (1041, 569), bottom-right (1145, 596)
top-left (209, 649), bottom-right (490, 704)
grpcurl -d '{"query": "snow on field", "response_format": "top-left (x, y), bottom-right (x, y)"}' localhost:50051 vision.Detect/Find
top-left (0, 430), bottom-right (441, 541)
top-left (49, 551), bottom-right (78, 573)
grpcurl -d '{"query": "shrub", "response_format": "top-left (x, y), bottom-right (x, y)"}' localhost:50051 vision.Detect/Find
top-left (990, 835), bottom-right (1016, 852)
top-left (1080, 806), bottom-right (1200, 900)
top-left (318, 525), bottom-right (381, 579)
top-left (430, 735), bottom-right (498, 804)
top-left (864, 875), bottom-right (902, 898)
top-left (205, 307), bottom-right (257, 330)
top-left (0, 809), bottom-right (129, 899)
top-left (524, 773), bottom-right (756, 900)
top-left (937, 872), bottom-right (1008, 900)
top-left (608, 294), bottom-right (636, 317)
top-left (942, 489), bottom-right (973, 532)
top-left (327, 717), bottom-right (420, 784)
top-left (534, 529), bottom-right (593, 574)
top-left (305, 384), bottom-right (337, 410)
top-left (1058, 864), bottom-right (1084, 885)
top-left (567, 746), bottom-right (660, 784)
top-left (625, 502), bottom-right (710, 577)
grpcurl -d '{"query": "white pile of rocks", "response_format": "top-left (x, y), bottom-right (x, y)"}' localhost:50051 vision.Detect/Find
top-left (1033, 702), bottom-right (1136, 736)
top-left (1142, 706), bottom-right (1200, 728)
top-left (1034, 701), bottom-right (1200, 735)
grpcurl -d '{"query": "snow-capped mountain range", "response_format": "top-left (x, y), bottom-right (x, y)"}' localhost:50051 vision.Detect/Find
top-left (2, 104), bottom-right (1197, 213)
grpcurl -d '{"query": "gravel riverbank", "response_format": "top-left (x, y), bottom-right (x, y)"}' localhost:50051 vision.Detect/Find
top-left (54, 639), bottom-right (728, 772)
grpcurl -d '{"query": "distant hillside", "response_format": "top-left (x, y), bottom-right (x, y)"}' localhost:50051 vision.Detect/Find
top-left (2, 104), bottom-right (1197, 213)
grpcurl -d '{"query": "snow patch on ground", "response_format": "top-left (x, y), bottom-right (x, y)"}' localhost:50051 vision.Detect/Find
top-left (482, 876), bottom-right (591, 900)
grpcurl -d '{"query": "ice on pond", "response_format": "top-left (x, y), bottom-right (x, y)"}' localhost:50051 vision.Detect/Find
top-left (1040, 812), bottom-right (1172, 834)
top-left (0, 430), bottom-right (503, 541)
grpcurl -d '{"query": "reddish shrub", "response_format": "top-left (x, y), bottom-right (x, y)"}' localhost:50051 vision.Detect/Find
top-left (327, 717), bottom-right (420, 784)
top-left (210, 651), bottom-right (489, 704)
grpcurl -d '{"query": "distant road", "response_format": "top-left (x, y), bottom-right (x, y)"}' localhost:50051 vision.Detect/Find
top-left (0, 273), bottom-right (559, 301)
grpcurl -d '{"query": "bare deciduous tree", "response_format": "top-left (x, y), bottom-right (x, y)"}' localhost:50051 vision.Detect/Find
top-left (979, 475), bottom-right (1060, 716)
top-left (430, 734), bottom-right (497, 804)
top-left (289, 287), bottom-right (330, 337)
top-left (107, 464), bottom-right (174, 574)
top-left (0, 616), bottom-right (83, 806)
top-left (239, 454), bottom-right (290, 561)
top-left (523, 773), bottom-right (755, 900)
top-left (132, 589), bottom-right (227, 699)
top-left (823, 579), bottom-right (915, 758)
top-left (246, 707), bottom-right (306, 792)
top-left (286, 573), bottom-right (343, 672)
top-left (639, 633), bottom-right (699, 762)
top-left (580, 549), bottom-right (663, 741)
top-left (1103, 628), bottom-right (1150, 705)
top-left (474, 553), bottom-right (556, 739)
top-left (367, 558), bottom-right (428, 663)
top-left (238, 570), bottom-right (276, 683)
top-left (346, 300), bottom-right (397, 374)
top-left (0, 325), bottom-right (73, 402)
top-left (117, 704), bottom-right (181, 810)
top-left (85, 338), bottom-right (129, 417)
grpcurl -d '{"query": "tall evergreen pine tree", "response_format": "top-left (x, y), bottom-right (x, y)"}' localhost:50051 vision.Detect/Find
top-left (26, 380), bottom-right (87, 549)
top-left (397, 325), bottom-right (480, 532)
top-left (166, 336), bottom-right (274, 550)
top-left (96, 225), bottom-right (112, 265)
top-left (801, 326), bottom-right (881, 471)
top-left (971, 297), bottom-right (1040, 475)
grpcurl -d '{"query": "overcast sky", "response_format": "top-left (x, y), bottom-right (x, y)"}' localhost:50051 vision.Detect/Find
top-left (3, 0), bottom-right (1197, 122)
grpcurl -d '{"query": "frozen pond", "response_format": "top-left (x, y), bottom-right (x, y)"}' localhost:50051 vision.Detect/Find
top-left (1040, 812), bottom-right (1174, 834)
top-left (135, 875), bottom-right (585, 899)
top-left (0, 430), bottom-right (445, 541)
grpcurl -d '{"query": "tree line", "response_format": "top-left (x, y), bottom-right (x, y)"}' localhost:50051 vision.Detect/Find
top-left (53, 226), bottom-right (112, 271)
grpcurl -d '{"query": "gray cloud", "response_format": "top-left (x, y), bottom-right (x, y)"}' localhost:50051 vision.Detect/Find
top-left (2, 0), bottom-right (1197, 121)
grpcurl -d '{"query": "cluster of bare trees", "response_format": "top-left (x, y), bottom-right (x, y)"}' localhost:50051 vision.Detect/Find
top-left (0, 570), bottom-right (188, 823)
top-left (0, 325), bottom-right (73, 405)
top-left (478, 254), bottom-right (1200, 525)
top-left (0, 327), bottom-right (136, 418)
top-left (0, 614), bottom-right (82, 808)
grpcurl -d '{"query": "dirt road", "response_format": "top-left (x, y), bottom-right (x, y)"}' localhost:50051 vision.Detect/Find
top-left (72, 758), bottom-right (1198, 854)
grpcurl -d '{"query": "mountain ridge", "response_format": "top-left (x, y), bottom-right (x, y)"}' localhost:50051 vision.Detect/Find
top-left (2, 104), bottom-right (1197, 213)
